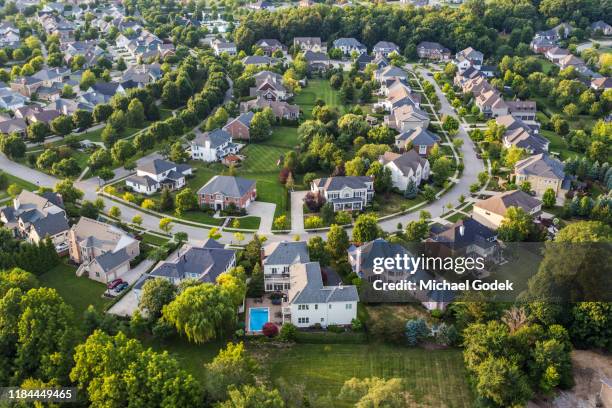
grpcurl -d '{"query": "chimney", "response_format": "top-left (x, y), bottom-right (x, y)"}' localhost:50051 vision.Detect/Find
top-left (459, 225), bottom-right (465, 236)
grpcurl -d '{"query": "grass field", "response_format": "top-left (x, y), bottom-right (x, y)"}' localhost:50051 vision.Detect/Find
top-left (267, 126), bottom-right (300, 148)
top-left (540, 130), bottom-right (574, 160)
top-left (0, 173), bottom-right (38, 199)
top-left (262, 344), bottom-right (474, 407)
top-left (295, 79), bottom-right (341, 119)
top-left (241, 144), bottom-right (287, 173)
top-left (39, 261), bottom-right (111, 327)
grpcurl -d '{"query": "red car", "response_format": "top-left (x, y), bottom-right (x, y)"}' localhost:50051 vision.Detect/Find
top-left (107, 278), bottom-right (124, 289)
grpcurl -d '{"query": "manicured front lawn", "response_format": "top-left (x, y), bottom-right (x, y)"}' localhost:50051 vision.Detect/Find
top-left (38, 261), bottom-right (111, 326)
top-left (267, 126), bottom-right (300, 148)
top-left (262, 343), bottom-right (473, 408)
top-left (141, 232), bottom-right (171, 246)
top-left (230, 216), bottom-right (261, 230)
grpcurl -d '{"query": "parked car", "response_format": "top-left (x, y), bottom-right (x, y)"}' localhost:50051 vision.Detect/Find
top-left (115, 282), bottom-right (129, 292)
top-left (107, 278), bottom-right (124, 289)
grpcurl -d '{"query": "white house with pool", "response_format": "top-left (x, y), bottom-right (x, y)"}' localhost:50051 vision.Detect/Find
top-left (246, 262), bottom-right (359, 332)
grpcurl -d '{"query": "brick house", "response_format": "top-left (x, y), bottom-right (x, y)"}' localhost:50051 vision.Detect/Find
top-left (197, 175), bottom-right (257, 210)
top-left (223, 112), bottom-right (254, 141)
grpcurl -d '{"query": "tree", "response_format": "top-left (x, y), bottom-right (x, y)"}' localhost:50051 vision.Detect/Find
top-left (54, 179), bottom-right (83, 203)
top-left (308, 236), bottom-right (330, 266)
top-left (52, 158), bottom-right (80, 178)
top-left (101, 124), bottom-right (118, 148)
top-left (174, 188), bottom-right (197, 215)
top-left (7, 183), bottom-right (22, 198)
top-left (26, 121), bottom-right (48, 142)
top-left (327, 224), bottom-right (349, 260)
top-left (432, 156), bottom-right (452, 186)
top-left (36, 149), bottom-right (59, 169)
top-left (497, 207), bottom-right (534, 242)
top-left (62, 84), bottom-right (75, 98)
top-left (88, 148), bottom-right (112, 170)
top-left (169, 141), bottom-right (188, 163)
top-left (79, 69), bottom-right (96, 90)
top-left (159, 218), bottom-right (174, 234)
top-left (159, 187), bottom-right (174, 211)
top-left (111, 139), bottom-right (135, 164)
top-left (70, 331), bottom-right (201, 407)
top-left (345, 157), bottom-right (366, 176)
top-left (504, 146), bottom-right (526, 167)
top-left (72, 110), bottom-right (93, 130)
top-left (93, 104), bottom-right (113, 123)
top-left (126, 98), bottom-right (145, 128)
top-left (320, 202), bottom-right (335, 225)
top-left (404, 220), bottom-right (429, 242)
top-left (352, 214), bottom-right (379, 243)
top-left (442, 115), bottom-right (459, 133)
top-left (542, 188), bottom-right (556, 208)
top-left (204, 341), bottom-right (257, 401)
top-left (405, 318), bottom-right (428, 346)
top-left (108, 110), bottom-right (127, 132)
top-left (109, 206), bottom-right (121, 218)
top-left (208, 227), bottom-right (222, 240)
top-left (139, 278), bottom-right (177, 318)
top-left (404, 180), bottom-right (418, 199)
top-left (217, 385), bottom-right (284, 408)
top-left (0, 134), bottom-right (26, 158)
top-left (367, 162), bottom-right (392, 193)
top-left (132, 215), bottom-right (143, 226)
top-left (249, 111), bottom-right (272, 141)
top-left (340, 377), bottom-right (416, 408)
top-left (570, 302), bottom-right (612, 350)
top-left (162, 283), bottom-right (236, 344)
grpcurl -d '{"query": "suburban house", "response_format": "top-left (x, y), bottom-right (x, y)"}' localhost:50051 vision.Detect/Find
top-left (0, 118), bottom-right (27, 137)
top-left (530, 37), bottom-right (556, 54)
top-left (378, 80), bottom-right (421, 107)
top-left (191, 128), bottom-right (239, 162)
top-left (454, 66), bottom-right (485, 87)
top-left (255, 39), bottom-right (286, 55)
top-left (332, 37), bottom-right (367, 55)
top-left (590, 20), bottom-right (612, 36)
top-left (473, 190), bottom-right (542, 230)
top-left (311, 176), bottom-right (374, 212)
top-left (285, 262), bottom-right (358, 328)
top-left (262, 241), bottom-right (310, 292)
top-left (212, 39), bottom-right (237, 56)
top-left (395, 126), bottom-right (440, 156)
top-left (0, 190), bottom-right (69, 253)
top-left (303, 50), bottom-right (331, 71)
top-left (356, 52), bottom-right (374, 70)
top-left (10, 67), bottom-right (71, 97)
top-left (591, 77), bottom-right (612, 91)
top-left (147, 239), bottom-right (236, 285)
top-left (379, 150), bottom-right (431, 190)
top-left (223, 111), bottom-right (255, 141)
top-left (497, 115), bottom-right (548, 154)
top-left (293, 37), bottom-right (326, 52)
top-left (347, 238), bottom-right (454, 310)
top-left (125, 159), bottom-right (192, 195)
top-left (417, 41), bottom-right (451, 60)
top-left (242, 55), bottom-right (279, 67)
top-left (68, 217), bottom-right (140, 283)
top-left (559, 54), bottom-right (586, 70)
top-left (374, 65), bottom-right (408, 84)
top-left (428, 217), bottom-right (499, 260)
top-left (240, 97), bottom-right (299, 121)
top-left (197, 175), bottom-right (257, 210)
top-left (373, 41), bottom-right (399, 58)
top-left (0, 87), bottom-right (28, 110)
top-left (455, 47), bottom-right (484, 71)
top-left (506, 100), bottom-right (537, 122)
top-left (514, 153), bottom-right (570, 199)
top-left (475, 89), bottom-right (508, 117)
top-left (545, 47), bottom-right (570, 64)
top-left (385, 104), bottom-right (430, 132)
top-left (250, 70), bottom-right (291, 101)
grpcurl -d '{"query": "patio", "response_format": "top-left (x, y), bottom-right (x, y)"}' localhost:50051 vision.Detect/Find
top-left (245, 295), bottom-right (285, 335)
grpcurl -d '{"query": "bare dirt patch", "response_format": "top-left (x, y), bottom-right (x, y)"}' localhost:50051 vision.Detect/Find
top-left (529, 350), bottom-right (612, 408)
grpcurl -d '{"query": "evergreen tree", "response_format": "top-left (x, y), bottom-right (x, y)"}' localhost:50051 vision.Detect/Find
top-left (404, 180), bottom-right (418, 199)
top-left (159, 187), bottom-right (174, 211)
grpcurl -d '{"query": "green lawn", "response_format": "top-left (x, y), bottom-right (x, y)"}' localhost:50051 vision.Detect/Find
top-left (38, 261), bottom-right (111, 327)
top-left (262, 344), bottom-right (473, 408)
top-left (540, 130), bottom-right (574, 160)
top-left (267, 126), bottom-right (300, 148)
top-left (0, 173), bottom-right (38, 199)
top-left (294, 79), bottom-right (341, 119)
top-left (230, 216), bottom-right (260, 230)
top-left (241, 144), bottom-right (288, 173)
top-left (141, 232), bottom-right (171, 246)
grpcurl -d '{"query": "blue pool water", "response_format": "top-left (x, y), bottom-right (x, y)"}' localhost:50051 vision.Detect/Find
top-left (249, 307), bottom-right (269, 332)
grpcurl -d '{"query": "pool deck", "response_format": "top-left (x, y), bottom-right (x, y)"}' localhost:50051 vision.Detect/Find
top-left (245, 297), bottom-right (283, 335)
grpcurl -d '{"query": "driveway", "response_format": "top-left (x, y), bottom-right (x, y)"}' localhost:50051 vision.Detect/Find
top-left (290, 190), bottom-right (308, 234)
top-left (107, 289), bottom-right (138, 317)
top-left (246, 201), bottom-right (276, 234)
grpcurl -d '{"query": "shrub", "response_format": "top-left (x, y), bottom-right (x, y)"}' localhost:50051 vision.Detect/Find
top-left (304, 216), bottom-right (323, 229)
top-left (351, 318), bottom-right (363, 331)
top-left (262, 322), bottom-right (278, 338)
top-left (430, 309), bottom-right (444, 319)
top-left (278, 323), bottom-right (297, 342)
top-left (405, 318), bottom-right (428, 346)
top-left (273, 215), bottom-right (290, 230)
top-left (327, 325), bottom-right (344, 333)
top-left (335, 211), bottom-right (352, 225)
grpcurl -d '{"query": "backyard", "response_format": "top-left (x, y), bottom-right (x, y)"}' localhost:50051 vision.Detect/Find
top-left (0, 172), bottom-right (38, 200)
top-left (294, 78), bottom-right (341, 119)
top-left (261, 343), bottom-right (474, 408)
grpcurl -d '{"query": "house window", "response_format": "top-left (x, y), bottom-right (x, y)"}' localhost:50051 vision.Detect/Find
top-left (298, 305), bottom-right (309, 310)
top-left (265, 284), bottom-right (273, 291)
top-left (321, 318), bottom-right (324, 322)
top-left (329, 304), bottom-right (332, 309)
top-left (345, 304), bottom-right (352, 310)
top-left (298, 317), bottom-right (309, 324)
top-left (272, 267), bottom-right (277, 274)
top-left (314, 304), bottom-right (318, 310)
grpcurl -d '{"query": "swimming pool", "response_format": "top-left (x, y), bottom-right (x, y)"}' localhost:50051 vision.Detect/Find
top-left (248, 307), bottom-right (269, 332)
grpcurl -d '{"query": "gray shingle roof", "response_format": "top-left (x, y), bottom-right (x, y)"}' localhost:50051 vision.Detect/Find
top-left (138, 159), bottom-right (177, 175)
top-left (514, 153), bottom-right (565, 180)
top-left (31, 211), bottom-right (69, 237)
top-left (149, 241), bottom-right (235, 283)
top-left (397, 127), bottom-right (440, 146)
top-left (431, 217), bottom-right (497, 251)
top-left (126, 174), bottom-right (158, 187)
top-left (263, 241), bottom-right (310, 266)
top-left (193, 128), bottom-right (231, 148)
top-left (197, 175), bottom-right (256, 198)
top-left (290, 262), bottom-right (359, 304)
top-left (312, 176), bottom-right (372, 192)
top-left (95, 248), bottom-right (131, 272)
